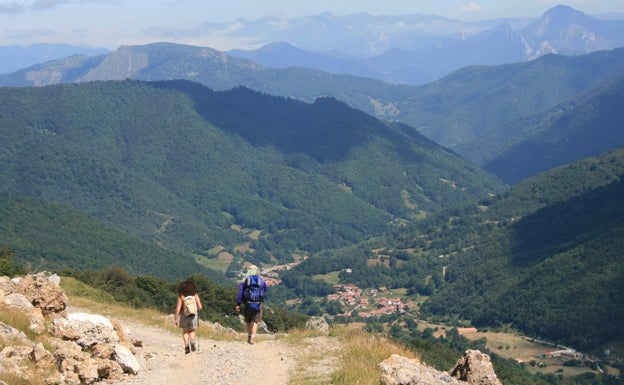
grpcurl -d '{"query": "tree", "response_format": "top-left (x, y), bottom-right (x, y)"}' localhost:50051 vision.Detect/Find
top-left (0, 245), bottom-right (22, 277)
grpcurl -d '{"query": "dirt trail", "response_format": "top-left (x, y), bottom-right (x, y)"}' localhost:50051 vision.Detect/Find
top-left (105, 318), bottom-right (296, 385)
top-left (73, 307), bottom-right (344, 385)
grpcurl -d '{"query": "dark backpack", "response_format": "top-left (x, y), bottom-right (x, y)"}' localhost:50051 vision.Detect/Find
top-left (243, 275), bottom-right (264, 310)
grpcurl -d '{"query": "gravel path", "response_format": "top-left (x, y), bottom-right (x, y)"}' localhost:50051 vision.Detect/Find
top-left (106, 320), bottom-right (296, 385)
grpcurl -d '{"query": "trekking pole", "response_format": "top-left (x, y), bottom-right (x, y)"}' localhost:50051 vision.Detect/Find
top-left (196, 311), bottom-right (200, 351)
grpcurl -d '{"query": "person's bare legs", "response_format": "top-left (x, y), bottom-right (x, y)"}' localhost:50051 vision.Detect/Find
top-left (189, 330), bottom-right (197, 351)
top-left (247, 321), bottom-right (258, 344)
top-left (182, 328), bottom-right (192, 353)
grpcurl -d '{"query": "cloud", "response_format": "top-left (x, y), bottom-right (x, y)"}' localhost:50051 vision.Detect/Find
top-left (459, 1), bottom-right (482, 13)
top-left (32, 0), bottom-right (70, 9)
top-left (0, 2), bottom-right (25, 13)
top-left (32, 0), bottom-right (118, 10)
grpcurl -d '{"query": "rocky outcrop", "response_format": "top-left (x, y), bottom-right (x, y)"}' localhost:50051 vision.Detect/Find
top-left (450, 349), bottom-right (502, 385)
top-left (0, 272), bottom-right (143, 384)
top-left (305, 316), bottom-right (330, 334)
top-left (380, 349), bottom-right (502, 385)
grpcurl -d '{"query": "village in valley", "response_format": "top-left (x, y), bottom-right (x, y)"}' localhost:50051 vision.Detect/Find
top-left (256, 261), bottom-right (608, 376)
top-left (256, 260), bottom-right (417, 319)
top-left (326, 283), bottom-right (418, 318)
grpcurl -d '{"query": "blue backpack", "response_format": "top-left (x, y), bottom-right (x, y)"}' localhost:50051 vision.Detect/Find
top-left (243, 275), bottom-right (264, 311)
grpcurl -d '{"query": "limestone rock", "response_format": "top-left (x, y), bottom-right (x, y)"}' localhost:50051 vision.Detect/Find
top-left (306, 316), bottom-right (330, 334)
top-left (380, 354), bottom-right (465, 385)
top-left (114, 344), bottom-right (140, 374)
top-left (450, 349), bottom-right (502, 385)
top-left (0, 273), bottom-right (142, 384)
top-left (0, 322), bottom-right (29, 345)
top-left (31, 342), bottom-right (55, 369)
top-left (380, 350), bottom-right (502, 385)
top-left (51, 312), bottom-right (119, 347)
top-left (9, 272), bottom-right (67, 316)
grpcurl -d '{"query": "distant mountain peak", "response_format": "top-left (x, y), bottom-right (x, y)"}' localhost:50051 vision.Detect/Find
top-left (529, 4), bottom-right (596, 34)
top-left (544, 4), bottom-right (591, 19)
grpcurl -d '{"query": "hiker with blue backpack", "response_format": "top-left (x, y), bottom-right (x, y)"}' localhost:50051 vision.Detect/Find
top-left (235, 265), bottom-right (267, 344)
top-left (174, 278), bottom-right (203, 354)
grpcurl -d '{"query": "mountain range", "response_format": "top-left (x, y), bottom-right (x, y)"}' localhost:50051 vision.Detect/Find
top-left (0, 43), bottom-right (108, 75)
top-left (3, 5), bottom-right (623, 86)
top-left (229, 5), bottom-right (624, 85)
top-left (3, 39), bottom-right (624, 185)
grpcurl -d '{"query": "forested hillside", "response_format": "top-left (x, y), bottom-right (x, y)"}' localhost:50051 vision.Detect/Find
top-left (0, 80), bottom-right (502, 275)
top-left (479, 71), bottom-right (624, 184)
top-left (282, 146), bottom-right (624, 351)
top-left (3, 43), bottom-right (624, 184)
top-left (418, 147), bottom-right (624, 350)
top-left (0, 193), bottom-right (216, 281)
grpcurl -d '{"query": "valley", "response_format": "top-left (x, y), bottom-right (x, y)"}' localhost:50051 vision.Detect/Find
top-left (1, 4), bottom-right (624, 384)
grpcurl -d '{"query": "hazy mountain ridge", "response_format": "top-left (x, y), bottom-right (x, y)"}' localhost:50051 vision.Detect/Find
top-left (228, 5), bottom-right (624, 85)
top-left (2, 6), bottom-right (624, 187)
top-left (4, 5), bottom-right (623, 86)
top-left (0, 43), bottom-right (109, 75)
top-left (480, 70), bottom-right (624, 184)
top-left (3, 42), bottom-right (624, 186)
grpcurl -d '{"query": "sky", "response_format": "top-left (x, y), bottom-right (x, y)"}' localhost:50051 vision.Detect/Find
top-left (1, 0), bottom-right (623, 50)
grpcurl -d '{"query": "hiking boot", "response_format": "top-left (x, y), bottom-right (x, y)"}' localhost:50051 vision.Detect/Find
top-left (248, 336), bottom-right (255, 345)
top-left (185, 345), bottom-right (191, 354)
top-left (190, 340), bottom-right (196, 351)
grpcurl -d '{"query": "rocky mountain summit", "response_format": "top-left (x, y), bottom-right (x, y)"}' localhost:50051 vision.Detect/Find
top-left (0, 273), bottom-right (502, 385)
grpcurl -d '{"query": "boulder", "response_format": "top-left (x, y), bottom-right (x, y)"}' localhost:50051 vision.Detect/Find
top-left (380, 354), bottom-right (465, 385)
top-left (305, 316), bottom-right (330, 334)
top-left (51, 312), bottom-right (119, 347)
top-left (0, 273), bottom-right (143, 384)
top-left (9, 272), bottom-right (67, 316)
top-left (380, 350), bottom-right (502, 385)
top-left (31, 342), bottom-right (55, 369)
top-left (114, 344), bottom-right (140, 374)
top-left (450, 350), bottom-right (502, 385)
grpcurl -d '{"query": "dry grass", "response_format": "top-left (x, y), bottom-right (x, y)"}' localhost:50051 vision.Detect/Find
top-left (284, 327), bottom-right (342, 385)
top-left (284, 324), bottom-right (418, 385)
top-left (0, 307), bottom-right (58, 385)
top-left (61, 276), bottom-right (241, 342)
top-left (0, 306), bottom-right (42, 342)
top-left (61, 276), bottom-right (169, 327)
top-left (0, 371), bottom-right (36, 385)
top-left (330, 325), bottom-right (419, 385)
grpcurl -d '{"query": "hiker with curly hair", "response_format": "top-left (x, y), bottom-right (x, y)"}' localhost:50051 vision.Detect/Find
top-left (174, 278), bottom-right (203, 354)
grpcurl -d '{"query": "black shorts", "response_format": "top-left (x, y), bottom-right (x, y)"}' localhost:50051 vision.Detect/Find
top-left (244, 304), bottom-right (262, 323)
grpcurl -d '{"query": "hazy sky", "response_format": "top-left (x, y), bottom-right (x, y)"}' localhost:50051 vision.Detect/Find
top-left (1, 0), bottom-right (623, 49)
